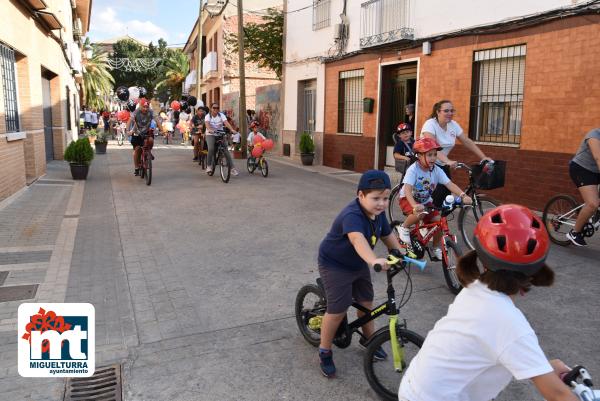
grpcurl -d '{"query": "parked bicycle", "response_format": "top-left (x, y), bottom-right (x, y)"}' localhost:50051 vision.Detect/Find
top-left (116, 124), bottom-right (126, 146)
top-left (295, 253), bottom-right (426, 401)
top-left (247, 150), bottom-right (269, 177)
top-left (138, 130), bottom-right (154, 186)
top-left (389, 160), bottom-right (503, 252)
top-left (206, 131), bottom-right (231, 183)
top-left (392, 196), bottom-right (466, 294)
top-left (542, 186), bottom-right (600, 246)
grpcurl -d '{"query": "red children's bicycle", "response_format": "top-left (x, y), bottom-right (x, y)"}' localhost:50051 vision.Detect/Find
top-left (138, 130), bottom-right (154, 186)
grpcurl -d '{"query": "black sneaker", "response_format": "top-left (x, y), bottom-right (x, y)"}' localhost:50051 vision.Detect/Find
top-left (193, 157), bottom-right (198, 161)
top-left (359, 337), bottom-right (388, 361)
top-left (318, 349), bottom-right (336, 378)
top-left (566, 230), bottom-right (587, 246)
top-left (134, 168), bottom-right (140, 176)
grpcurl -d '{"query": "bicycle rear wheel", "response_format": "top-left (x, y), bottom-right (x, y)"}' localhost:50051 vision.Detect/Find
top-left (295, 284), bottom-right (326, 347)
top-left (442, 239), bottom-right (462, 294)
top-left (542, 194), bottom-right (579, 246)
top-left (219, 153), bottom-right (231, 183)
top-left (364, 327), bottom-right (423, 401)
top-left (388, 183), bottom-right (404, 224)
top-left (260, 159), bottom-right (269, 177)
top-left (139, 155), bottom-right (145, 179)
top-left (458, 194), bottom-right (501, 250)
top-left (145, 154), bottom-right (152, 186)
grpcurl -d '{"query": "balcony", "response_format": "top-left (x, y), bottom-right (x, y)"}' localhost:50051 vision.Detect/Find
top-left (360, 0), bottom-right (414, 48)
top-left (202, 52), bottom-right (218, 81)
top-left (184, 69), bottom-right (197, 94)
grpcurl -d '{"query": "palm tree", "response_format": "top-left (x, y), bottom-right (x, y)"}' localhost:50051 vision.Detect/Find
top-left (82, 37), bottom-right (114, 110)
top-left (155, 51), bottom-right (189, 100)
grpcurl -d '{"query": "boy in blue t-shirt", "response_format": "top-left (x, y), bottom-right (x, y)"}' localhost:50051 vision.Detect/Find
top-left (397, 138), bottom-right (472, 259)
top-left (317, 170), bottom-right (403, 378)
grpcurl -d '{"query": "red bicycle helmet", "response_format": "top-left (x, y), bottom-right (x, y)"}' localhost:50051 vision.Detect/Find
top-left (250, 121), bottom-right (260, 129)
top-left (397, 123), bottom-right (411, 132)
top-left (413, 137), bottom-right (442, 154)
top-left (473, 204), bottom-right (549, 276)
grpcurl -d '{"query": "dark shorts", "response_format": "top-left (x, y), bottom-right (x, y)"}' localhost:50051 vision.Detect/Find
top-left (131, 135), bottom-right (144, 149)
top-left (570, 161), bottom-right (600, 188)
top-left (318, 265), bottom-right (374, 314)
top-left (84, 122), bottom-right (92, 129)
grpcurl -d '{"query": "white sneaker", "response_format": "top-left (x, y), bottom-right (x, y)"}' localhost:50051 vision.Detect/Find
top-left (206, 166), bottom-right (212, 174)
top-left (398, 226), bottom-right (411, 244)
top-left (432, 247), bottom-right (443, 260)
top-left (231, 168), bottom-right (239, 176)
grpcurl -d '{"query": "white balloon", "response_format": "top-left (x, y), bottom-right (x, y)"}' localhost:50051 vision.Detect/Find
top-left (128, 86), bottom-right (140, 101)
top-left (197, 99), bottom-right (204, 107)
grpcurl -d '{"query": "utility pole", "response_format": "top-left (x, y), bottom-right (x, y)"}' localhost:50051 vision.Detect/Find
top-left (195, 1), bottom-right (203, 101)
top-left (237, 0), bottom-right (248, 158)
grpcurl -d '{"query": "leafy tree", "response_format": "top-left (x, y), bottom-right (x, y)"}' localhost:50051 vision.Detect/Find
top-left (82, 37), bottom-right (114, 110)
top-left (154, 51), bottom-right (189, 101)
top-left (227, 8), bottom-right (283, 79)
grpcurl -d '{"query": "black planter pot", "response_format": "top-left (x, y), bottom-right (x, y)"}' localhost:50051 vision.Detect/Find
top-left (300, 153), bottom-right (314, 166)
top-left (95, 142), bottom-right (107, 154)
top-left (69, 163), bottom-right (89, 180)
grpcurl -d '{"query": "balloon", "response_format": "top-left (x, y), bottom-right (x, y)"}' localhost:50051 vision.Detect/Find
top-left (128, 86), bottom-right (140, 101)
top-left (187, 96), bottom-right (197, 106)
top-left (251, 146), bottom-right (264, 158)
top-left (138, 86), bottom-right (147, 98)
top-left (184, 107), bottom-right (192, 114)
top-left (127, 99), bottom-right (137, 112)
top-left (179, 100), bottom-right (188, 110)
top-left (262, 138), bottom-right (274, 151)
top-left (181, 95), bottom-right (188, 101)
top-left (117, 110), bottom-right (129, 122)
top-left (253, 135), bottom-right (264, 145)
top-left (170, 100), bottom-right (181, 111)
top-left (116, 86), bottom-right (129, 101)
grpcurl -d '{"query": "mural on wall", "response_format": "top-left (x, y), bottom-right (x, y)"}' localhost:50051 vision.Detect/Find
top-left (255, 83), bottom-right (281, 144)
top-left (221, 92), bottom-right (239, 123)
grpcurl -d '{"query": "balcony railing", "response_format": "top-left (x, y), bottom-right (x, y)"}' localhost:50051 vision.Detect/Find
top-left (202, 52), bottom-right (218, 80)
top-left (360, 0), bottom-right (413, 48)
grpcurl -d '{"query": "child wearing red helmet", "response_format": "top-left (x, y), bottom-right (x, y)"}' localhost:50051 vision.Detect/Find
top-left (398, 204), bottom-right (577, 401)
top-left (396, 137), bottom-right (472, 259)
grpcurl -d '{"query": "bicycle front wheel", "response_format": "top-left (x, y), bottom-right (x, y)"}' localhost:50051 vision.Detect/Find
top-left (145, 155), bottom-right (152, 186)
top-left (294, 284), bottom-right (326, 347)
top-left (364, 327), bottom-right (423, 401)
top-left (207, 155), bottom-right (216, 176)
top-left (260, 159), bottom-right (269, 178)
top-left (442, 239), bottom-right (462, 294)
top-left (388, 183), bottom-right (404, 224)
top-left (219, 153), bottom-right (231, 183)
top-left (542, 194), bottom-right (579, 246)
top-left (117, 133), bottom-right (124, 146)
top-left (247, 156), bottom-right (256, 173)
top-left (458, 194), bottom-right (501, 250)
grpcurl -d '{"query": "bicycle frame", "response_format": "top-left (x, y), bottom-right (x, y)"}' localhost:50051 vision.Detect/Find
top-left (410, 211), bottom-right (456, 252)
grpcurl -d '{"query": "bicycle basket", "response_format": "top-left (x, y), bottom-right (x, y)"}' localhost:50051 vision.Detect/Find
top-left (470, 160), bottom-right (506, 190)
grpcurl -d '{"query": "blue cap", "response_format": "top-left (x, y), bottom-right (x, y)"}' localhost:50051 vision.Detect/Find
top-left (357, 170), bottom-right (391, 191)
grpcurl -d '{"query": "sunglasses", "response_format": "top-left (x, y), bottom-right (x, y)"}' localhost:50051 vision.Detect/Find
top-left (212, 106), bottom-right (219, 109)
top-left (440, 109), bottom-right (455, 113)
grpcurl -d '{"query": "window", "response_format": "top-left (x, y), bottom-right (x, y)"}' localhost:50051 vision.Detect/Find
top-left (338, 69), bottom-right (364, 134)
top-left (469, 45), bottom-right (526, 145)
top-left (0, 43), bottom-right (19, 132)
top-left (312, 0), bottom-right (330, 30)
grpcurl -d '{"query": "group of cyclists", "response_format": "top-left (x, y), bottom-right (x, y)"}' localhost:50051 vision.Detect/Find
top-left (314, 98), bottom-right (599, 400)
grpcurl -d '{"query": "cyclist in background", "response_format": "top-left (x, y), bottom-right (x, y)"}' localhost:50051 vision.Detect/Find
top-left (128, 98), bottom-right (158, 176)
top-left (398, 204), bottom-right (578, 401)
top-left (566, 127), bottom-right (600, 246)
top-left (191, 107), bottom-right (207, 161)
top-left (204, 103), bottom-right (239, 176)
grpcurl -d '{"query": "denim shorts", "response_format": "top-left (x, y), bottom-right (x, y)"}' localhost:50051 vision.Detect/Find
top-left (318, 265), bottom-right (374, 314)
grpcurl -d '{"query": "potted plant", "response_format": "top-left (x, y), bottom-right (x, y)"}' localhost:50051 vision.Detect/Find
top-left (64, 137), bottom-right (94, 179)
top-left (94, 131), bottom-right (109, 154)
top-left (232, 142), bottom-right (243, 159)
top-left (299, 132), bottom-right (315, 166)
top-left (87, 128), bottom-right (97, 144)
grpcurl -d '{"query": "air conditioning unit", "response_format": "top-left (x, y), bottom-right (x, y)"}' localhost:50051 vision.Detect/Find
top-left (73, 18), bottom-right (82, 38)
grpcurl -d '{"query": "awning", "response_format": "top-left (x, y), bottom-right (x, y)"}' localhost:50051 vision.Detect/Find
top-left (36, 11), bottom-right (63, 30)
top-left (25, 0), bottom-right (47, 10)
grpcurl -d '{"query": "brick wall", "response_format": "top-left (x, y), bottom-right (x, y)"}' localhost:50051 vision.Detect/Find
top-left (0, 140), bottom-right (26, 200)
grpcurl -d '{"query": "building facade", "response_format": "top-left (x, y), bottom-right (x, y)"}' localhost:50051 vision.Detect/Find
top-left (0, 0), bottom-right (90, 201)
top-left (283, 0), bottom-right (600, 209)
top-left (182, 0), bottom-right (281, 125)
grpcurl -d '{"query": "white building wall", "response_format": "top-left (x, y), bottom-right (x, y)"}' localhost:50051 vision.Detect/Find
top-left (282, 61), bottom-right (325, 131)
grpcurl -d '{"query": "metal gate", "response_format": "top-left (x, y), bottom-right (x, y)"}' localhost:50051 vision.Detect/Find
top-left (41, 76), bottom-right (53, 160)
top-left (301, 80), bottom-right (316, 134)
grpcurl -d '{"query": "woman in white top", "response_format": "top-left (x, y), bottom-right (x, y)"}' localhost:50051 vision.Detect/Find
top-left (421, 100), bottom-right (492, 206)
top-left (204, 103), bottom-right (239, 176)
top-left (398, 204), bottom-right (578, 401)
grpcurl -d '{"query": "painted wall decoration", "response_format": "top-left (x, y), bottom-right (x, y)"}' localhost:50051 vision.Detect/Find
top-left (222, 92), bottom-right (239, 122)
top-left (255, 84), bottom-right (281, 144)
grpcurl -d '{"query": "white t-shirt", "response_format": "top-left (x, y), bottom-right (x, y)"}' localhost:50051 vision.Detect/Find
top-left (204, 112), bottom-right (227, 136)
top-left (247, 131), bottom-right (265, 145)
top-left (399, 280), bottom-right (553, 401)
top-left (90, 112), bottom-right (98, 124)
top-left (420, 118), bottom-right (463, 165)
top-left (399, 162), bottom-right (450, 204)
top-left (231, 132), bottom-right (241, 143)
top-left (83, 110), bottom-right (92, 123)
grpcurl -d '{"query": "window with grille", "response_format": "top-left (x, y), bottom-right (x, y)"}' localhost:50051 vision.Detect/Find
top-left (0, 43), bottom-right (20, 133)
top-left (338, 69), bottom-right (364, 134)
top-left (469, 45), bottom-right (526, 145)
top-left (312, 0), bottom-right (331, 30)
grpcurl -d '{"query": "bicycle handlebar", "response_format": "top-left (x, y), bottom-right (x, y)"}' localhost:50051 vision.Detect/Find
top-left (373, 254), bottom-right (427, 272)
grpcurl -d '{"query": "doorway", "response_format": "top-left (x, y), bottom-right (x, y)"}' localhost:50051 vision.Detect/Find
top-left (378, 62), bottom-right (417, 169)
top-left (41, 74), bottom-right (54, 161)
